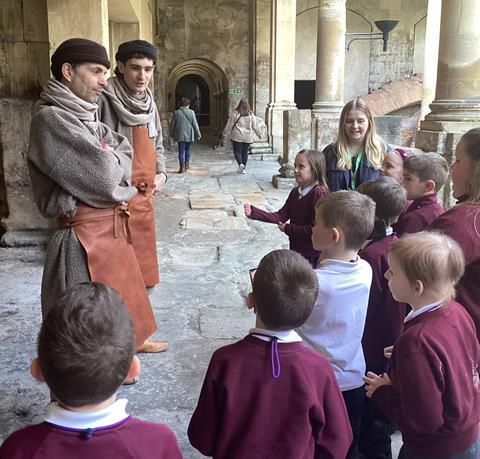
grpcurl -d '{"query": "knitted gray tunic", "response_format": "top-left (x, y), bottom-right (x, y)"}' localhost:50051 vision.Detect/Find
top-left (28, 104), bottom-right (137, 316)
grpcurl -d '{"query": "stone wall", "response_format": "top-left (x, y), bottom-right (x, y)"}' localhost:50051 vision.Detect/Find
top-left (154, 0), bottom-right (250, 118)
top-left (295, 0), bottom-right (427, 100)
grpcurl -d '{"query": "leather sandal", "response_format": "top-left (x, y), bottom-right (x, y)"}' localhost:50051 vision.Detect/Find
top-left (137, 339), bottom-right (169, 353)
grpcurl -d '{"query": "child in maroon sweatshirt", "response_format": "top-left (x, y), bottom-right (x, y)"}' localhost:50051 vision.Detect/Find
top-left (188, 249), bottom-right (352, 459)
top-left (244, 149), bottom-right (329, 266)
top-left (357, 176), bottom-right (408, 459)
top-left (0, 283), bottom-right (182, 459)
top-left (393, 152), bottom-right (448, 236)
top-left (428, 127), bottom-right (480, 340)
top-left (364, 232), bottom-right (480, 459)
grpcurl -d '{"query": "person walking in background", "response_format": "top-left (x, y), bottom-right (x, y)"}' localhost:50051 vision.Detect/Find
top-left (323, 97), bottom-right (387, 191)
top-left (170, 96), bottom-right (201, 173)
top-left (223, 98), bottom-right (264, 174)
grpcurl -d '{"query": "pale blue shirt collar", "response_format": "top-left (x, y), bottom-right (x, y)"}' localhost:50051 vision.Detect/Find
top-left (44, 398), bottom-right (129, 429)
top-left (249, 327), bottom-right (302, 343)
top-left (405, 301), bottom-right (443, 323)
top-left (298, 184), bottom-right (315, 198)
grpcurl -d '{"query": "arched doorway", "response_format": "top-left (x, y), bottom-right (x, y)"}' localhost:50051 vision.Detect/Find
top-left (175, 74), bottom-right (210, 126)
top-left (167, 58), bottom-right (228, 134)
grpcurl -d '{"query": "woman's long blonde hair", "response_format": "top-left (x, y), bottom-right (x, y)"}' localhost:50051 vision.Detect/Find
top-left (334, 98), bottom-right (385, 170)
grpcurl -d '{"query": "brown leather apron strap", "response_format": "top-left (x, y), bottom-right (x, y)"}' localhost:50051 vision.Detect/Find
top-left (117, 202), bottom-right (133, 244)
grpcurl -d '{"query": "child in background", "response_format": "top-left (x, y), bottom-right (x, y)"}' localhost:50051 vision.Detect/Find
top-left (188, 250), bottom-right (352, 459)
top-left (364, 232), bottom-right (479, 459)
top-left (0, 283), bottom-right (182, 459)
top-left (379, 147), bottom-right (409, 184)
top-left (244, 149), bottom-right (329, 266)
top-left (297, 191), bottom-right (376, 459)
top-left (393, 152), bottom-right (448, 236)
top-left (429, 128), bottom-right (480, 339)
top-left (323, 97), bottom-right (387, 191)
top-left (357, 177), bottom-right (408, 459)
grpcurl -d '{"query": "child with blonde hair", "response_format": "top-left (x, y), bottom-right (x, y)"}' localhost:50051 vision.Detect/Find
top-left (380, 147), bottom-right (409, 184)
top-left (323, 98), bottom-right (387, 191)
top-left (245, 149), bottom-right (329, 266)
top-left (429, 128), bottom-right (480, 339)
top-left (364, 232), bottom-right (479, 459)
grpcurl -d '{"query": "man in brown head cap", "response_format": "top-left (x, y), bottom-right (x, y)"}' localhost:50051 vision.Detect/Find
top-left (97, 40), bottom-right (169, 353)
top-left (28, 38), bottom-right (164, 358)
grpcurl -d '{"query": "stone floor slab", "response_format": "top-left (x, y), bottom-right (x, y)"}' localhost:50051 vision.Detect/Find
top-left (189, 192), bottom-right (235, 209)
top-left (233, 192), bottom-right (267, 205)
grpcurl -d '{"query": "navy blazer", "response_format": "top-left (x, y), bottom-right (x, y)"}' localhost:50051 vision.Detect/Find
top-left (322, 143), bottom-right (382, 191)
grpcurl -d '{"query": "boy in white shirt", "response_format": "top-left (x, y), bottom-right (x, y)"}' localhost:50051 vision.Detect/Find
top-left (297, 190), bottom-right (376, 459)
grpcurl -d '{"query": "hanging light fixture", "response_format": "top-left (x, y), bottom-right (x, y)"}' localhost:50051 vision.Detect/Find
top-left (346, 20), bottom-right (399, 52)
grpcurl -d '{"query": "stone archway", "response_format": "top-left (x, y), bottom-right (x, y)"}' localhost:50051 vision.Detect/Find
top-left (167, 58), bottom-right (228, 133)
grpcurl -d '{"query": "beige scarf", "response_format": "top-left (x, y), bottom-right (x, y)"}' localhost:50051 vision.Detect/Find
top-left (102, 76), bottom-right (158, 138)
top-left (36, 78), bottom-right (100, 138)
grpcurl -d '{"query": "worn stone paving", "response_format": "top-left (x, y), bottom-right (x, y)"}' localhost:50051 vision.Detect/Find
top-left (0, 141), bottom-right (401, 457)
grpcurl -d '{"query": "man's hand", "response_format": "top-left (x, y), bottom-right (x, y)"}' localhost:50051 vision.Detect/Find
top-left (152, 173), bottom-right (167, 196)
top-left (384, 345), bottom-right (394, 359)
top-left (363, 371), bottom-right (392, 398)
top-left (277, 222), bottom-right (287, 232)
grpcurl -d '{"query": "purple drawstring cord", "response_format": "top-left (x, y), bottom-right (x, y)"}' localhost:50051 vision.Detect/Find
top-left (271, 337), bottom-right (281, 379)
top-left (250, 333), bottom-right (282, 379)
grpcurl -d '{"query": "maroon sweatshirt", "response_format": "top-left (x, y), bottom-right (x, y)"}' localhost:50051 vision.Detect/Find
top-left (0, 417), bottom-right (182, 459)
top-left (372, 301), bottom-right (480, 457)
top-left (429, 203), bottom-right (480, 340)
top-left (393, 193), bottom-right (444, 236)
top-left (248, 185), bottom-right (328, 265)
top-left (359, 234), bottom-right (407, 373)
top-left (188, 335), bottom-right (353, 459)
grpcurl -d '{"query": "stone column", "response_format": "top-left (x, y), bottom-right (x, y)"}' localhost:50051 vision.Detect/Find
top-left (249, 0), bottom-right (273, 158)
top-left (311, 0), bottom-right (346, 151)
top-left (422, 0), bottom-right (480, 125)
top-left (420, 0), bottom-right (441, 120)
top-left (267, 0), bottom-right (297, 162)
top-left (47, 0), bottom-right (110, 53)
top-left (0, 0), bottom-right (51, 246)
top-left (312, 0), bottom-right (346, 117)
top-left (416, 0), bottom-right (480, 206)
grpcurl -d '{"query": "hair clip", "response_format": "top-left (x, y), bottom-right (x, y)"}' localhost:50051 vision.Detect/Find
top-left (394, 147), bottom-right (409, 161)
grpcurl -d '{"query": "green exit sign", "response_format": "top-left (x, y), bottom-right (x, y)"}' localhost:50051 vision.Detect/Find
top-left (229, 88), bottom-right (242, 94)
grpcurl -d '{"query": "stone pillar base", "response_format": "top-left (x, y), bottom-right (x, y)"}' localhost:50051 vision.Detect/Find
top-left (1, 229), bottom-right (50, 248)
top-left (272, 174), bottom-right (296, 190)
top-left (312, 101), bottom-right (344, 117)
top-left (312, 116), bottom-right (341, 151)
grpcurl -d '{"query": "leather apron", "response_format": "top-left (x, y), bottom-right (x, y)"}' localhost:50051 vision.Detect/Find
top-left (60, 202), bottom-right (157, 349)
top-left (129, 126), bottom-right (160, 287)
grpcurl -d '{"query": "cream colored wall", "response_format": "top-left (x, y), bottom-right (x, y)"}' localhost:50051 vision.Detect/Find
top-left (0, 0), bottom-right (50, 97)
top-left (47, 0), bottom-right (110, 52)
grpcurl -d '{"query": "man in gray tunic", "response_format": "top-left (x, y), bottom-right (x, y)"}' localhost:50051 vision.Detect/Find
top-left (28, 38), bottom-right (159, 354)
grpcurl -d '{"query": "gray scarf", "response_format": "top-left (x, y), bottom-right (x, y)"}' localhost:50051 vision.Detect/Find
top-left (102, 76), bottom-right (158, 138)
top-left (36, 78), bottom-right (100, 138)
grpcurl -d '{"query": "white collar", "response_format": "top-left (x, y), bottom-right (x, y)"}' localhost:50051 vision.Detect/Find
top-left (249, 328), bottom-right (302, 343)
top-left (44, 398), bottom-right (129, 429)
top-left (362, 226), bottom-right (394, 249)
top-left (298, 184), bottom-right (315, 198)
top-left (405, 302), bottom-right (443, 323)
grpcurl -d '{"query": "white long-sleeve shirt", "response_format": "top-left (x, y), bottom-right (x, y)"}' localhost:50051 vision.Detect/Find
top-left (297, 257), bottom-right (372, 391)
